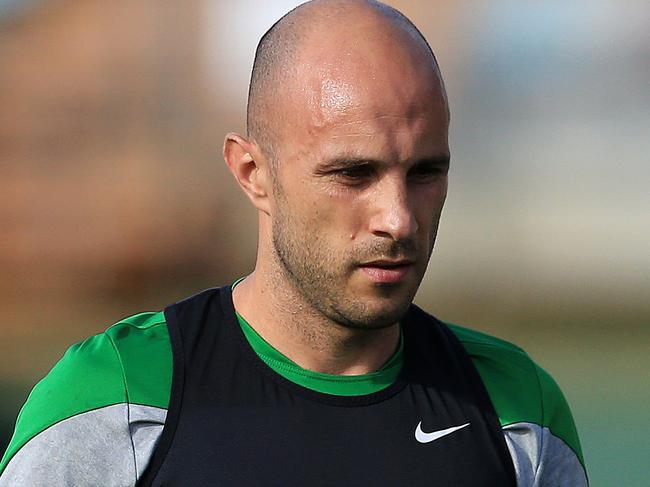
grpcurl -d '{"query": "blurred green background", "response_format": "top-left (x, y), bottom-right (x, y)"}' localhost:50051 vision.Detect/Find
top-left (1, 1), bottom-right (648, 485)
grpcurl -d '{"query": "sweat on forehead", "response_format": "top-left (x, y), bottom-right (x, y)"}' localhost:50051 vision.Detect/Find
top-left (246, 0), bottom-right (446, 161)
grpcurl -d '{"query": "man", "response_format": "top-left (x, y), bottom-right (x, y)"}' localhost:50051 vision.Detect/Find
top-left (0, 1), bottom-right (588, 485)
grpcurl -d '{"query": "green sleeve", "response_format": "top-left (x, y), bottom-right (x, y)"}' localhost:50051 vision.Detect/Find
top-left (0, 311), bottom-right (171, 475)
top-left (534, 361), bottom-right (584, 464)
top-left (448, 322), bottom-right (585, 466)
top-left (0, 331), bottom-right (126, 473)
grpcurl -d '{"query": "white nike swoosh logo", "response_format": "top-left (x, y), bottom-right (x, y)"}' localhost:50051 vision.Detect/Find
top-left (414, 421), bottom-right (470, 444)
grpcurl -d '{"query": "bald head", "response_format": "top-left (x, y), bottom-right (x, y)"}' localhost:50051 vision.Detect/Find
top-left (247, 0), bottom-right (447, 163)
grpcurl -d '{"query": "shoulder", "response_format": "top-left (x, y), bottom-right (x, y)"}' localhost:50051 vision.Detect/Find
top-left (0, 311), bottom-right (172, 481)
top-left (447, 322), bottom-right (584, 464)
top-left (103, 311), bottom-right (173, 407)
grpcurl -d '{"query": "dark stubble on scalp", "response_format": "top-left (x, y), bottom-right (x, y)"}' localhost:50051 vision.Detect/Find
top-left (270, 177), bottom-right (432, 330)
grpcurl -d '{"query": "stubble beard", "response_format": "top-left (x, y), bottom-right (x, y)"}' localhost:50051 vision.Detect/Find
top-left (270, 192), bottom-right (432, 330)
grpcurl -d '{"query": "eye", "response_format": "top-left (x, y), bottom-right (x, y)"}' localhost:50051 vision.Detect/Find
top-left (337, 165), bottom-right (373, 179)
top-left (331, 164), bottom-right (375, 185)
top-left (408, 162), bottom-right (448, 181)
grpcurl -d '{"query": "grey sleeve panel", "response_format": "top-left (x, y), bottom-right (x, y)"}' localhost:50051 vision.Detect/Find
top-left (503, 422), bottom-right (588, 487)
top-left (0, 404), bottom-right (166, 487)
top-left (129, 404), bottom-right (166, 479)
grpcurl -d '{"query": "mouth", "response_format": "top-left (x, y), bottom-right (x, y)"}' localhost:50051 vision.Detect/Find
top-left (357, 259), bottom-right (414, 283)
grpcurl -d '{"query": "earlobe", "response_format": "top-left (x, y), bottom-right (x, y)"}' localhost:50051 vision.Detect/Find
top-left (223, 133), bottom-right (272, 215)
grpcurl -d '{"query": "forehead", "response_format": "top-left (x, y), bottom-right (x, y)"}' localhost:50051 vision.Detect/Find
top-left (268, 13), bottom-right (450, 164)
top-left (282, 61), bottom-right (449, 164)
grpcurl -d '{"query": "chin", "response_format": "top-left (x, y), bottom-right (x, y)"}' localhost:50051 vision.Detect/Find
top-left (362, 282), bottom-right (419, 324)
top-left (332, 295), bottom-right (412, 330)
top-left (372, 298), bottom-right (412, 325)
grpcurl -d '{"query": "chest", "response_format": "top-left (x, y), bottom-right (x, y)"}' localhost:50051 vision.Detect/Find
top-left (158, 385), bottom-right (509, 486)
top-left (140, 289), bottom-right (515, 486)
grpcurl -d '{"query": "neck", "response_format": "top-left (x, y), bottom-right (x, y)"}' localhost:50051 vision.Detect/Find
top-left (232, 265), bottom-right (400, 376)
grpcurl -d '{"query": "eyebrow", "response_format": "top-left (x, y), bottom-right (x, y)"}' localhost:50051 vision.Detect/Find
top-left (412, 154), bottom-right (451, 167)
top-left (318, 154), bottom-right (450, 169)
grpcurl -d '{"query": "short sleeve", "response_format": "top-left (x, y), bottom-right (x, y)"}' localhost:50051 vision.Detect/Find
top-left (1, 311), bottom-right (173, 486)
top-left (0, 332), bottom-right (137, 485)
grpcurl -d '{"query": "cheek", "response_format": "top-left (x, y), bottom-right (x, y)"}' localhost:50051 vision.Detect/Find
top-left (303, 188), bottom-right (366, 236)
top-left (416, 183), bottom-right (447, 227)
top-left (334, 197), bottom-right (368, 242)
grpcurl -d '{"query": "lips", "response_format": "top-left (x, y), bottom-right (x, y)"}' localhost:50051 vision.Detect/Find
top-left (358, 259), bottom-right (414, 283)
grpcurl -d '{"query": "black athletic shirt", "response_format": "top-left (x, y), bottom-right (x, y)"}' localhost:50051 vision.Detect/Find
top-left (139, 286), bottom-right (517, 486)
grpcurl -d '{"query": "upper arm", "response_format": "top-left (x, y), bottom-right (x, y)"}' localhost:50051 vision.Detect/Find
top-left (0, 332), bottom-right (138, 486)
top-left (1, 312), bottom-right (173, 486)
top-left (533, 363), bottom-right (588, 486)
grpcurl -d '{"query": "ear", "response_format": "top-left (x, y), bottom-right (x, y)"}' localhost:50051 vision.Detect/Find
top-left (223, 133), bottom-right (272, 215)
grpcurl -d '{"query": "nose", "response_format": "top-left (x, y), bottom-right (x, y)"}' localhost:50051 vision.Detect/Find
top-left (368, 177), bottom-right (419, 241)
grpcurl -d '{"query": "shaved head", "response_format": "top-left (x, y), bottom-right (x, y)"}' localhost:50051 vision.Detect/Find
top-left (246, 0), bottom-right (447, 165)
top-left (226, 0), bottom-right (451, 332)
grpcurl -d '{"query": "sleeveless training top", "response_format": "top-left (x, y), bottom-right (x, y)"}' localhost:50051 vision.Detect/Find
top-left (139, 286), bottom-right (517, 486)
